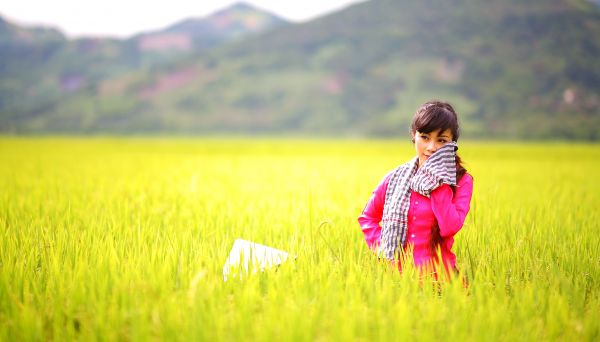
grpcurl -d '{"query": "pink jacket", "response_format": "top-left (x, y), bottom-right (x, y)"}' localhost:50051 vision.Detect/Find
top-left (358, 170), bottom-right (473, 271)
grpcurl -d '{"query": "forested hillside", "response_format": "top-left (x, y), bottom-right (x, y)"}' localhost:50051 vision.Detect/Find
top-left (1, 0), bottom-right (599, 139)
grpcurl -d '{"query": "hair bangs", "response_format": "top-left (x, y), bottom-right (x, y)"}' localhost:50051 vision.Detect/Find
top-left (410, 101), bottom-right (460, 141)
top-left (415, 109), bottom-right (454, 134)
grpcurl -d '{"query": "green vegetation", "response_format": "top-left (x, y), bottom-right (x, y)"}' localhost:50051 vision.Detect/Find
top-left (0, 3), bottom-right (285, 132)
top-left (1, 1), bottom-right (599, 139)
top-left (1, 137), bottom-right (599, 340)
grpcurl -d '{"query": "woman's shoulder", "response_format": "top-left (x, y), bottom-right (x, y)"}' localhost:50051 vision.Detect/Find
top-left (377, 169), bottom-right (395, 188)
top-left (458, 172), bottom-right (474, 187)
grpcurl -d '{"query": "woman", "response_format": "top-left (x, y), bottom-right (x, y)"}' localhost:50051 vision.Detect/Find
top-left (358, 101), bottom-right (473, 278)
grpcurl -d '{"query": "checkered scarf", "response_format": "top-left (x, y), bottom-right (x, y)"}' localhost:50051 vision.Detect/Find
top-left (380, 142), bottom-right (458, 260)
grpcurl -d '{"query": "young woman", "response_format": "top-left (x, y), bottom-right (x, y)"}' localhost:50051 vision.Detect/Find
top-left (358, 101), bottom-right (473, 278)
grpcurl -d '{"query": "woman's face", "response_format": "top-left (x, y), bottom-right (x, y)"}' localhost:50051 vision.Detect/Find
top-left (413, 128), bottom-right (453, 167)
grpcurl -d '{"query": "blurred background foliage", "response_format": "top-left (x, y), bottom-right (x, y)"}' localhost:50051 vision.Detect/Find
top-left (0, 0), bottom-right (599, 139)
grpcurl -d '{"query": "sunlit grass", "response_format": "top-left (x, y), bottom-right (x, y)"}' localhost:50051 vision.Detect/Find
top-left (0, 137), bottom-right (598, 340)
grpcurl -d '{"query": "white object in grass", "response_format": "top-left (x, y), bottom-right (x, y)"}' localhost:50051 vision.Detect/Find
top-left (223, 239), bottom-right (291, 281)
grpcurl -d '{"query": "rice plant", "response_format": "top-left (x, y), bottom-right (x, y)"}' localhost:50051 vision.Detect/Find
top-left (0, 137), bottom-right (598, 340)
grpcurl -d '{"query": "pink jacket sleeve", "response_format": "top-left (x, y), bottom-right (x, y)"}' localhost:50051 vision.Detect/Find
top-left (430, 173), bottom-right (474, 238)
top-left (358, 171), bottom-right (393, 250)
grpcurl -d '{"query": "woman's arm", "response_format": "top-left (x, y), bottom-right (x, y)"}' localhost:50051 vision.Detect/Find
top-left (430, 173), bottom-right (474, 238)
top-left (358, 172), bottom-right (392, 250)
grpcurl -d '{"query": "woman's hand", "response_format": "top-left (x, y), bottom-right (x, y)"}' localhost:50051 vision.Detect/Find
top-left (410, 142), bottom-right (457, 196)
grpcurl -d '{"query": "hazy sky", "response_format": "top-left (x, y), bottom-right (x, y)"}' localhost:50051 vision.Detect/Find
top-left (1, 0), bottom-right (367, 38)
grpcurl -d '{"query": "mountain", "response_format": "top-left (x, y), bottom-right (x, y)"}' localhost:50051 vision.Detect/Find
top-left (162, 2), bottom-right (286, 47)
top-left (0, 2), bottom-right (288, 131)
top-left (131, 2), bottom-right (287, 64)
top-left (2, 0), bottom-right (600, 139)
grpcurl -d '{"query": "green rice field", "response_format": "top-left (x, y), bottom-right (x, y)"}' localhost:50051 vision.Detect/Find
top-left (1, 137), bottom-right (599, 340)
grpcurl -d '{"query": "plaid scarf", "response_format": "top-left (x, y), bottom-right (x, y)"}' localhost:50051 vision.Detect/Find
top-left (380, 142), bottom-right (458, 260)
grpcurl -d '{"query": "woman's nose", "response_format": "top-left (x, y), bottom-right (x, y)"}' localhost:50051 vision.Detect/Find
top-left (427, 141), bottom-right (437, 152)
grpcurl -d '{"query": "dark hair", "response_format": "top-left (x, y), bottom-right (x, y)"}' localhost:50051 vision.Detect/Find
top-left (410, 100), bottom-right (460, 143)
top-left (410, 100), bottom-right (468, 257)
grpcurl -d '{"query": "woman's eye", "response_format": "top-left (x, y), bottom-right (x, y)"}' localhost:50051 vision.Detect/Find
top-left (439, 140), bottom-right (447, 143)
top-left (421, 135), bottom-right (428, 140)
